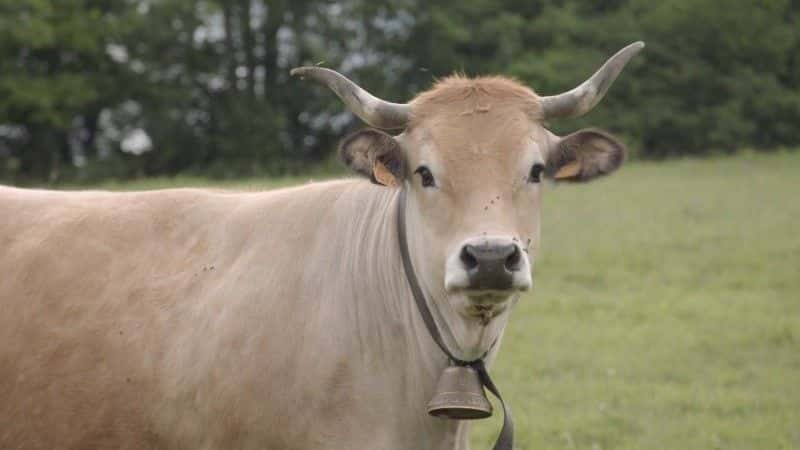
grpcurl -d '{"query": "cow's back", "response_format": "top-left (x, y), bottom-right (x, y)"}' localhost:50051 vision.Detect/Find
top-left (0, 186), bottom-right (244, 449)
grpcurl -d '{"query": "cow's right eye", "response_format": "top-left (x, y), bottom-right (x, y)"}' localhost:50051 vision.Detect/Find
top-left (414, 166), bottom-right (436, 188)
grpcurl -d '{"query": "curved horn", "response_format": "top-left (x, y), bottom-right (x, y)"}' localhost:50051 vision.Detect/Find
top-left (540, 41), bottom-right (645, 120)
top-left (290, 66), bottom-right (411, 130)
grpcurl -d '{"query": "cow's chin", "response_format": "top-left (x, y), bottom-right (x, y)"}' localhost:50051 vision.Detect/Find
top-left (453, 291), bottom-right (516, 323)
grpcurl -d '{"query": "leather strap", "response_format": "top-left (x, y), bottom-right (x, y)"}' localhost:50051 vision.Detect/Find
top-left (474, 359), bottom-right (514, 450)
top-left (396, 188), bottom-right (514, 450)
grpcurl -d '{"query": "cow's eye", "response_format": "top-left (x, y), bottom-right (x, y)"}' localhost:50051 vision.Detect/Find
top-left (528, 163), bottom-right (545, 183)
top-left (414, 166), bottom-right (436, 188)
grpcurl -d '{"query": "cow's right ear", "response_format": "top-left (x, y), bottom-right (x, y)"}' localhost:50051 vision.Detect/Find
top-left (339, 128), bottom-right (404, 187)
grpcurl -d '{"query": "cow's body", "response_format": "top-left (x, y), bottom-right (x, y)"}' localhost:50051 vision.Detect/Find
top-left (0, 182), bottom-right (486, 449)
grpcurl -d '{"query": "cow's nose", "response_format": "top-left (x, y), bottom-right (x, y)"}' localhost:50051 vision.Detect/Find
top-left (459, 242), bottom-right (522, 290)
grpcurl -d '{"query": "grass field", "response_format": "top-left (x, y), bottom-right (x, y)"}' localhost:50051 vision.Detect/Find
top-left (64, 151), bottom-right (800, 449)
top-left (480, 151), bottom-right (800, 450)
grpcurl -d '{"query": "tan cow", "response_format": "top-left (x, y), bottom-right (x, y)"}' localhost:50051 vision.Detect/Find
top-left (0, 42), bottom-right (643, 449)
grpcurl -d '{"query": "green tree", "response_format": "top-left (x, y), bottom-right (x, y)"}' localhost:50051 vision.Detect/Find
top-left (0, 0), bottom-right (141, 181)
top-left (1, 0), bottom-right (799, 183)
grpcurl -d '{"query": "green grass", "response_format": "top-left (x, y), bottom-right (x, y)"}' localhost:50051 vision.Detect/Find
top-left (478, 151), bottom-right (800, 450)
top-left (53, 151), bottom-right (800, 449)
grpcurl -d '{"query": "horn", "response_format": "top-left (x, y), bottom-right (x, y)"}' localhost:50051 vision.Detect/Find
top-left (290, 66), bottom-right (411, 130)
top-left (427, 365), bottom-right (493, 420)
top-left (540, 41), bottom-right (645, 120)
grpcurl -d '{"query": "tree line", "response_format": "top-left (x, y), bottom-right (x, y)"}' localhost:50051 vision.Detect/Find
top-left (1, 0), bottom-right (798, 183)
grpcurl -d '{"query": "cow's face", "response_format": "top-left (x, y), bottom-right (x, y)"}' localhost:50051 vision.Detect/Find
top-left (293, 42), bottom-right (642, 322)
top-left (338, 77), bottom-right (625, 319)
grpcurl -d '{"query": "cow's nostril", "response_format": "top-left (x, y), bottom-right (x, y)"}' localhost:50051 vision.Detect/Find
top-left (505, 245), bottom-right (521, 271)
top-left (460, 245), bottom-right (479, 270)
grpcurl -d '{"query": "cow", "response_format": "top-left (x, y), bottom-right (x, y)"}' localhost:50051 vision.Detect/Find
top-left (0, 42), bottom-right (643, 449)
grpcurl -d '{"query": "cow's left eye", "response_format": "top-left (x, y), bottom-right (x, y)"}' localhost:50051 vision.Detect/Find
top-left (528, 163), bottom-right (545, 183)
top-left (414, 166), bottom-right (436, 188)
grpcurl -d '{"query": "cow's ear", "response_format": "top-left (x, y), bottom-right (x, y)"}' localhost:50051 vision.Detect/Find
top-left (339, 128), bottom-right (404, 187)
top-left (545, 128), bottom-right (626, 182)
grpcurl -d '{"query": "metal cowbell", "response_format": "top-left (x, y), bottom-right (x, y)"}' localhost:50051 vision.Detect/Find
top-left (426, 365), bottom-right (493, 420)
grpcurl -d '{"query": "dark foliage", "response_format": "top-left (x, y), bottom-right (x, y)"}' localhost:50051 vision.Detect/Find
top-left (1, 0), bottom-right (798, 182)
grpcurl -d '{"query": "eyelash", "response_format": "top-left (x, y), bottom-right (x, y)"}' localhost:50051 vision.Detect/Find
top-left (414, 166), bottom-right (436, 188)
top-left (529, 163), bottom-right (545, 183)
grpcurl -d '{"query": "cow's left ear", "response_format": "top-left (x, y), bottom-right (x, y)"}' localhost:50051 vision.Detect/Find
top-left (339, 128), bottom-right (404, 187)
top-left (545, 129), bottom-right (626, 182)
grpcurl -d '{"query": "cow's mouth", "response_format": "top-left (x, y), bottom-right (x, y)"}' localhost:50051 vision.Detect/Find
top-left (463, 293), bottom-right (511, 322)
top-left (468, 292), bottom-right (510, 303)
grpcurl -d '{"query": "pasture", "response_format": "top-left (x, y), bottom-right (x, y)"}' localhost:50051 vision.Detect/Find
top-left (70, 151), bottom-right (799, 449)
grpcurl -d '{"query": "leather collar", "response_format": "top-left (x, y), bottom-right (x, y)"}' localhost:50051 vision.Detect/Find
top-left (396, 187), bottom-right (514, 450)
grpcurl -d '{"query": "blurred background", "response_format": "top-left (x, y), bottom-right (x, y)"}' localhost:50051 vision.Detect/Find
top-left (0, 0), bottom-right (798, 184)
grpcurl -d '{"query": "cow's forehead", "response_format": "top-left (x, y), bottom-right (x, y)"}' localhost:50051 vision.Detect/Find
top-left (403, 76), bottom-right (545, 186)
top-left (403, 120), bottom-right (543, 196)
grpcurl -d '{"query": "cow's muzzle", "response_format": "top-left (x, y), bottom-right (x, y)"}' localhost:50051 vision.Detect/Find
top-left (445, 236), bottom-right (532, 294)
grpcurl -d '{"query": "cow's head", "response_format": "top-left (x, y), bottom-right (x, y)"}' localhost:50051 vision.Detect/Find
top-left (292, 42), bottom-right (642, 326)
